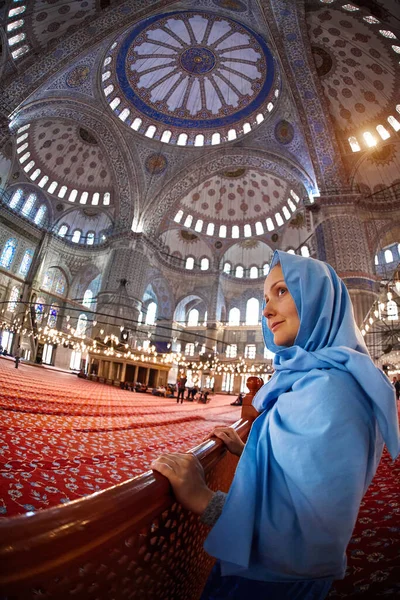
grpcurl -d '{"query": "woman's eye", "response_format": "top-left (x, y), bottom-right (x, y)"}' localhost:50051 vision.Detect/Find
top-left (278, 287), bottom-right (287, 296)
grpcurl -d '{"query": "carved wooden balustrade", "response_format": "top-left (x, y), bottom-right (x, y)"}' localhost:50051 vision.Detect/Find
top-left (0, 378), bottom-right (262, 600)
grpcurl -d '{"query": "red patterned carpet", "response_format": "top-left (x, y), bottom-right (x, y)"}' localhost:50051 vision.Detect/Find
top-left (0, 358), bottom-right (240, 517)
top-left (0, 358), bottom-right (399, 597)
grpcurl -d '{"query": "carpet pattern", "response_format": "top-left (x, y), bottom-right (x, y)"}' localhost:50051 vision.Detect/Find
top-left (0, 359), bottom-right (399, 597)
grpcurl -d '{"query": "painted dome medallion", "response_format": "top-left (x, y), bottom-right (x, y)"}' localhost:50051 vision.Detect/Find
top-left (102, 11), bottom-right (280, 146)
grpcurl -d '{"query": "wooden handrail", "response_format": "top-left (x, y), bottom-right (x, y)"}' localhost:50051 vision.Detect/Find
top-left (0, 377), bottom-right (263, 598)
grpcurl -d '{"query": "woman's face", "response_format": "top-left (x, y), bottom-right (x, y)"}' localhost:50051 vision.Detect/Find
top-left (263, 264), bottom-right (300, 347)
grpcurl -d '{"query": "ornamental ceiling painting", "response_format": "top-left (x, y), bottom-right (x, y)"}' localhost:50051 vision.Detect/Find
top-left (176, 169), bottom-right (295, 226)
top-left (307, 5), bottom-right (399, 135)
top-left (102, 11), bottom-right (280, 144)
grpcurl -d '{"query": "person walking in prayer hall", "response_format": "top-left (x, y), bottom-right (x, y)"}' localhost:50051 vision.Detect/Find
top-left (14, 345), bottom-right (22, 369)
top-left (152, 250), bottom-right (400, 600)
top-left (176, 375), bottom-right (187, 404)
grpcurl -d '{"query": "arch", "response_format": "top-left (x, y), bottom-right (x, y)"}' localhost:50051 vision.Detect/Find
top-left (72, 229), bottom-right (82, 243)
top-left (187, 308), bottom-right (199, 326)
top-left (42, 267), bottom-right (68, 297)
top-left (18, 249), bottom-right (34, 277)
top-left (228, 307), bottom-right (240, 326)
top-left (246, 298), bottom-right (259, 325)
top-left (76, 314), bottom-right (88, 336)
top-left (34, 204), bottom-right (47, 226)
top-left (83, 289), bottom-right (94, 309)
top-left (249, 266), bottom-right (258, 279)
top-left (185, 256), bottom-right (195, 270)
top-left (200, 257), bottom-right (209, 271)
top-left (384, 249), bottom-right (393, 263)
top-left (47, 304), bottom-right (59, 328)
top-left (145, 301), bottom-right (157, 325)
top-left (235, 265), bottom-right (244, 278)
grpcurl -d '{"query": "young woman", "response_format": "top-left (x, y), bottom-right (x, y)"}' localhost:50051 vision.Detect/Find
top-left (151, 251), bottom-right (399, 600)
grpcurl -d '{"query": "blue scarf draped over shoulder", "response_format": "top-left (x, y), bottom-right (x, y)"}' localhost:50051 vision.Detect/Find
top-left (204, 251), bottom-right (399, 582)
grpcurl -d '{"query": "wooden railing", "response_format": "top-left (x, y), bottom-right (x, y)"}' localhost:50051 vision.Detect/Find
top-left (0, 378), bottom-right (263, 600)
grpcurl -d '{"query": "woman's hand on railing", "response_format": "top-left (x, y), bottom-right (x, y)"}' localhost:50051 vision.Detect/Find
top-left (207, 426), bottom-right (245, 457)
top-left (151, 453), bottom-right (215, 515)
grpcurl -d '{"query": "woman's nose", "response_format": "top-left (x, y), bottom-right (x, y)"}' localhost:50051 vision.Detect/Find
top-left (263, 302), bottom-right (276, 318)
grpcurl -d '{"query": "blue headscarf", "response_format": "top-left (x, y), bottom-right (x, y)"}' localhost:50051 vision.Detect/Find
top-left (204, 251), bottom-right (399, 581)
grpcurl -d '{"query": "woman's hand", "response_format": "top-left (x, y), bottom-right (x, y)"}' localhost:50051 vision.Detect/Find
top-left (208, 426), bottom-right (245, 457)
top-left (151, 453), bottom-right (214, 515)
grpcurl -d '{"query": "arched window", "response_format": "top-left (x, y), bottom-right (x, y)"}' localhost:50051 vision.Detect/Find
top-left (235, 265), bottom-right (244, 278)
top-left (223, 262), bottom-right (231, 274)
top-left (47, 304), bottom-right (58, 328)
top-left (282, 206), bottom-right (291, 220)
top-left (203, 311), bottom-right (208, 326)
top-left (131, 117), bottom-right (142, 131)
top-left (54, 272), bottom-right (66, 295)
top-left (177, 133), bottom-right (188, 146)
top-left (103, 193), bottom-right (110, 206)
top-left (200, 257), bottom-right (209, 270)
top-left (187, 308), bottom-right (199, 326)
top-left (185, 256), bottom-right (194, 270)
top-left (83, 289), bottom-right (93, 308)
top-left (244, 224), bottom-right (252, 237)
top-left (194, 134), bottom-right (204, 147)
top-left (228, 307), bottom-right (240, 326)
top-left (300, 245), bottom-right (310, 257)
top-left (174, 210), bottom-right (183, 223)
top-left (288, 198), bottom-right (296, 212)
top-left (0, 238), bottom-right (17, 269)
top-left (245, 344), bottom-right (256, 359)
top-left (185, 343), bottom-right (195, 356)
top-left (145, 125), bottom-right (156, 138)
top-left (246, 298), bottom-right (259, 325)
top-left (387, 300), bottom-right (398, 321)
top-left (21, 193), bottom-right (36, 217)
top-left (388, 116), bottom-right (400, 131)
top-left (72, 230), bottom-right (82, 243)
top-left (35, 299), bottom-right (45, 324)
top-left (266, 218), bottom-right (274, 231)
top-left (348, 136), bottom-right (361, 152)
top-left (195, 219), bottom-right (203, 232)
top-left (206, 223), bottom-right (215, 236)
top-left (161, 130), bottom-right (172, 143)
top-left (9, 188), bottom-right (23, 208)
top-left (48, 181), bottom-right (58, 194)
top-left (69, 189), bottom-right (78, 203)
top-left (249, 266), bottom-right (258, 279)
top-left (76, 314), bottom-right (88, 336)
top-left (184, 214), bottom-right (193, 228)
top-left (226, 344), bottom-right (237, 358)
top-left (227, 129), bottom-right (237, 141)
top-left (374, 255), bottom-right (379, 266)
top-left (145, 301), bottom-right (157, 325)
top-left (18, 249), bottom-right (33, 277)
top-left (109, 97), bottom-right (121, 110)
top-left (119, 108), bottom-right (130, 122)
top-left (232, 225), bottom-right (239, 238)
top-left (34, 205), bottom-right (46, 225)
top-left (58, 224), bottom-right (68, 237)
top-left (255, 221), bottom-right (264, 235)
top-left (263, 263), bottom-right (270, 276)
top-left (376, 125), bottom-right (390, 140)
top-left (211, 133), bottom-right (220, 145)
top-left (243, 123), bottom-right (251, 134)
top-left (8, 286), bottom-right (20, 312)
top-left (287, 248), bottom-right (295, 255)
top-left (275, 212), bottom-right (284, 227)
top-left (219, 225), bottom-right (227, 238)
top-left (86, 232), bottom-right (95, 245)
top-left (384, 249), bottom-right (393, 263)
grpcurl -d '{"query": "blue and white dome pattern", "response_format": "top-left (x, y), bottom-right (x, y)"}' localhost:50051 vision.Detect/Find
top-left (102, 11), bottom-right (280, 145)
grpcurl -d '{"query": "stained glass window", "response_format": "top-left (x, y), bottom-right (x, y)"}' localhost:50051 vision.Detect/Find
top-left (21, 193), bottom-right (36, 217)
top-left (86, 232), bottom-right (95, 245)
top-left (34, 205), bottom-right (46, 225)
top-left (9, 188), bottom-right (23, 208)
top-left (76, 314), bottom-right (87, 336)
top-left (35, 299), bottom-right (45, 324)
top-left (0, 238), bottom-right (17, 269)
top-left (42, 270), bottom-right (53, 290)
top-left (54, 272), bottom-right (66, 295)
top-left (8, 286), bottom-right (20, 312)
top-left (72, 230), bottom-right (81, 243)
top-left (18, 249), bottom-right (33, 277)
top-left (47, 305), bottom-right (58, 328)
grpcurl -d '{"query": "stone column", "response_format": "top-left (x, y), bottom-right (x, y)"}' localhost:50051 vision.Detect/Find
top-left (314, 207), bottom-right (379, 326)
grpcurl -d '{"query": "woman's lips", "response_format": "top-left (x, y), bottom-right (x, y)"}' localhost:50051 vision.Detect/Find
top-left (271, 321), bottom-right (284, 332)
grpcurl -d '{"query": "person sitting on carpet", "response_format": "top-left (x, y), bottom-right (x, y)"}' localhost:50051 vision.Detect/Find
top-left (152, 250), bottom-right (400, 600)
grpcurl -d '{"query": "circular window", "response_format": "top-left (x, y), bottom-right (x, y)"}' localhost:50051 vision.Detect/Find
top-left (102, 11), bottom-right (280, 146)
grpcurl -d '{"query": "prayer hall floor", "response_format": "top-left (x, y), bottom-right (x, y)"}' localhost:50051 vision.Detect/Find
top-left (0, 358), bottom-right (240, 517)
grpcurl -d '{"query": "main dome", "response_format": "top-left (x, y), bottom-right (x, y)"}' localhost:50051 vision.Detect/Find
top-left (102, 11), bottom-right (280, 146)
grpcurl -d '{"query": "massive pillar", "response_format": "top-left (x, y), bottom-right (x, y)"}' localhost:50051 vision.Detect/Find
top-left (313, 199), bottom-right (379, 327)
